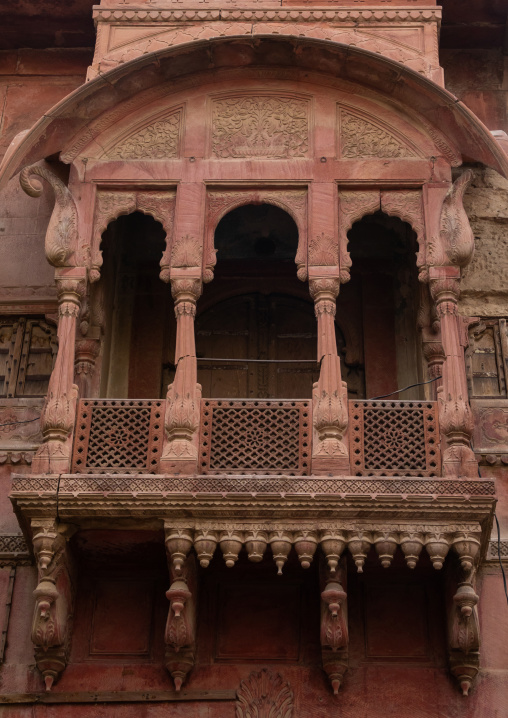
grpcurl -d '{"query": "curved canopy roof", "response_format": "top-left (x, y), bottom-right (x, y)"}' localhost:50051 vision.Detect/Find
top-left (1, 35), bottom-right (507, 187)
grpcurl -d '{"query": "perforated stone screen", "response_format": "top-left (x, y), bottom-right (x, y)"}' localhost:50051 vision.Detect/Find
top-left (349, 400), bottom-right (440, 477)
top-left (199, 399), bottom-right (311, 475)
top-left (72, 399), bottom-right (164, 474)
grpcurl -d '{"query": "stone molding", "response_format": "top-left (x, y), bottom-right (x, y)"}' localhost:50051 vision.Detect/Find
top-left (0, 534), bottom-right (31, 566)
top-left (487, 540), bottom-right (508, 562)
top-left (93, 8), bottom-right (442, 24)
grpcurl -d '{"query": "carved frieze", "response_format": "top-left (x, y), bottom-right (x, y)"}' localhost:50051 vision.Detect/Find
top-left (211, 95), bottom-right (309, 159)
top-left (339, 110), bottom-right (417, 159)
top-left (104, 110), bottom-right (182, 160)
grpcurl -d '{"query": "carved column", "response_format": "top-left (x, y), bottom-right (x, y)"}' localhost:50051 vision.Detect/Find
top-left (74, 337), bottom-right (100, 398)
top-left (164, 525), bottom-right (197, 691)
top-left (32, 268), bottom-right (86, 474)
top-left (160, 276), bottom-right (202, 473)
top-left (310, 276), bottom-right (349, 474)
top-left (320, 556), bottom-right (348, 694)
top-left (31, 519), bottom-right (75, 691)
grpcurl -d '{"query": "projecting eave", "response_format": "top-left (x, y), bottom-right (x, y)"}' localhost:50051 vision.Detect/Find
top-left (1, 36), bottom-right (508, 187)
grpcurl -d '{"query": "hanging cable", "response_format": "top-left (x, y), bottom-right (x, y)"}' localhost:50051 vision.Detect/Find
top-left (0, 417), bottom-right (40, 429)
top-left (368, 374), bottom-right (442, 401)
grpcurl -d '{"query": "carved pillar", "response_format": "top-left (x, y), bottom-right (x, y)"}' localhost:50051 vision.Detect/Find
top-left (31, 519), bottom-right (75, 691)
top-left (320, 557), bottom-right (348, 694)
top-left (426, 170), bottom-right (477, 478)
top-left (164, 525), bottom-right (197, 691)
top-left (74, 337), bottom-right (100, 398)
top-left (429, 269), bottom-right (476, 477)
top-left (32, 268), bottom-right (86, 474)
top-left (310, 276), bottom-right (349, 474)
top-left (160, 276), bottom-right (202, 473)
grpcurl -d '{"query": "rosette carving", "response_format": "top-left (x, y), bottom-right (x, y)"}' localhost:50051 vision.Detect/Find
top-left (20, 165), bottom-right (77, 267)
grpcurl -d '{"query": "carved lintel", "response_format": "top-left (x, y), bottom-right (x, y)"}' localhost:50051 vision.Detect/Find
top-left (164, 554), bottom-right (197, 691)
top-left (30, 520), bottom-right (74, 691)
top-left (20, 166), bottom-right (77, 268)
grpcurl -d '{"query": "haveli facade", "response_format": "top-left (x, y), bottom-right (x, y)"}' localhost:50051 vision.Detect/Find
top-left (0, 0), bottom-right (507, 715)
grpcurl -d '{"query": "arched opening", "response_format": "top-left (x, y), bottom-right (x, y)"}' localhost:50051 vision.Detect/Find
top-left (347, 211), bottom-right (422, 400)
top-left (99, 211), bottom-right (170, 399)
top-left (196, 204), bottom-right (364, 400)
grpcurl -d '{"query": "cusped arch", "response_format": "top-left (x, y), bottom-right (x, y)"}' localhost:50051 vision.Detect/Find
top-left (91, 190), bottom-right (176, 282)
top-left (205, 192), bottom-right (307, 283)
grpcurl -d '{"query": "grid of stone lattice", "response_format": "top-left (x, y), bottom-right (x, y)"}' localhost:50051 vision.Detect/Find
top-left (349, 400), bottom-right (440, 477)
top-left (71, 399), bottom-right (164, 474)
top-left (200, 399), bottom-right (310, 475)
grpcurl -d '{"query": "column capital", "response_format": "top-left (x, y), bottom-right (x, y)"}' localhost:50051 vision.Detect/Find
top-left (309, 276), bottom-right (340, 303)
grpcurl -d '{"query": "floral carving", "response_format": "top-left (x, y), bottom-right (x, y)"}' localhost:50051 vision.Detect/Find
top-left (439, 170), bottom-right (475, 267)
top-left (308, 233), bottom-right (337, 266)
top-left (212, 96), bottom-right (308, 159)
top-left (164, 550), bottom-right (196, 692)
top-left (340, 110), bottom-right (417, 159)
top-left (20, 165), bottom-right (77, 267)
top-left (171, 234), bottom-right (201, 268)
top-left (105, 111), bottom-right (181, 160)
top-left (236, 669), bottom-right (293, 718)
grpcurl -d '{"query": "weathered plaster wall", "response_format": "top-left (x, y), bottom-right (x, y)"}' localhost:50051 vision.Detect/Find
top-left (0, 49), bottom-right (91, 298)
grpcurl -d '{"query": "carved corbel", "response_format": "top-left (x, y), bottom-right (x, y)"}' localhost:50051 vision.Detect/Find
top-left (446, 545), bottom-right (480, 696)
top-left (269, 532), bottom-right (293, 575)
top-left (439, 170), bottom-right (475, 268)
top-left (245, 531), bottom-right (268, 563)
top-left (165, 525), bottom-right (194, 575)
top-left (347, 530), bottom-right (372, 573)
top-left (400, 531), bottom-right (424, 569)
top-left (20, 165), bottom-right (77, 267)
top-left (294, 531), bottom-right (318, 569)
top-left (320, 558), bottom-right (348, 694)
top-left (193, 530), bottom-right (218, 568)
top-left (164, 554), bottom-right (197, 692)
top-left (425, 531), bottom-right (451, 570)
top-left (219, 531), bottom-right (244, 568)
top-left (30, 519), bottom-right (75, 691)
top-left (320, 532), bottom-right (347, 574)
top-left (374, 531), bottom-right (398, 569)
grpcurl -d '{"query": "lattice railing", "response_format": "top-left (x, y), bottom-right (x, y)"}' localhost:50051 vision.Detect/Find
top-left (71, 399), bottom-right (164, 474)
top-left (349, 400), bottom-right (440, 477)
top-left (199, 399), bottom-right (311, 475)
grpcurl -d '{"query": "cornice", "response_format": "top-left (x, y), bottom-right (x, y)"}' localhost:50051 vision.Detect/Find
top-left (93, 6), bottom-right (442, 24)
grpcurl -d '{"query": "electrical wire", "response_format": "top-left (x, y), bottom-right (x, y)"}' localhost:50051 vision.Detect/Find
top-left (368, 374), bottom-right (442, 401)
top-left (0, 417), bottom-right (40, 429)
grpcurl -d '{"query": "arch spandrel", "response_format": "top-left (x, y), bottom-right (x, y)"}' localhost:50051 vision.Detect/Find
top-left (2, 38), bottom-right (507, 187)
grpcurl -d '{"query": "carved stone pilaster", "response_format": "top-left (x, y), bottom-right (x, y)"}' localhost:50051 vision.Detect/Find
top-left (160, 275), bottom-right (202, 474)
top-left (32, 270), bottom-right (86, 474)
top-left (164, 542), bottom-right (197, 692)
top-left (30, 519), bottom-right (75, 691)
top-left (20, 165), bottom-right (77, 267)
top-left (309, 276), bottom-right (349, 474)
top-left (320, 558), bottom-right (348, 694)
top-left (74, 338), bottom-right (100, 398)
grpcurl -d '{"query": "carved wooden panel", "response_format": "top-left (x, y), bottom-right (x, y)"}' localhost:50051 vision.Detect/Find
top-left (216, 582), bottom-right (302, 662)
top-left (72, 399), bottom-right (164, 474)
top-left (466, 319), bottom-right (508, 398)
top-left (349, 400), bottom-right (440, 477)
top-left (211, 95), bottom-right (309, 159)
top-left (199, 399), bottom-right (311, 475)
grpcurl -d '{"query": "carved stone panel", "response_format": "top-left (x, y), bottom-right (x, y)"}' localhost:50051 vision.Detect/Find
top-left (104, 110), bottom-right (182, 160)
top-left (471, 399), bottom-right (508, 453)
top-left (211, 95), bottom-right (309, 159)
top-left (338, 109), bottom-right (418, 159)
top-left (236, 669), bottom-right (294, 718)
